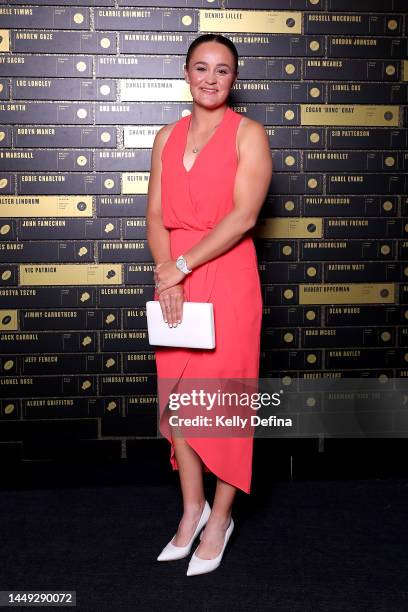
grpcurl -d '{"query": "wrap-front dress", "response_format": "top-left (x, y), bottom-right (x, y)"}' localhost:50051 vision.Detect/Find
top-left (153, 105), bottom-right (263, 494)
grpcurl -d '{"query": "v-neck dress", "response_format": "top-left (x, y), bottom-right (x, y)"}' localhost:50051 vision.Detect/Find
top-left (153, 105), bottom-right (263, 494)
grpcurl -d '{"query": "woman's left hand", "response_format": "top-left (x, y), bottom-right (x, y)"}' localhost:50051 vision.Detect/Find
top-left (154, 260), bottom-right (186, 294)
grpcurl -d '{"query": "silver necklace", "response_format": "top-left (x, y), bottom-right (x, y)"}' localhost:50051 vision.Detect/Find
top-left (191, 117), bottom-right (221, 154)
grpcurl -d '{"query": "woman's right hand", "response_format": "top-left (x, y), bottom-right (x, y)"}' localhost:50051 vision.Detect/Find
top-left (157, 283), bottom-right (185, 327)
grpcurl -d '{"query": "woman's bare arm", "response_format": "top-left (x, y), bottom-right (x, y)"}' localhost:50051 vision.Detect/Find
top-left (146, 124), bottom-right (173, 266)
top-left (146, 123), bottom-right (186, 326)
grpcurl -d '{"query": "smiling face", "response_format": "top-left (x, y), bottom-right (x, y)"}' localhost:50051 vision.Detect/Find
top-left (184, 41), bottom-right (238, 109)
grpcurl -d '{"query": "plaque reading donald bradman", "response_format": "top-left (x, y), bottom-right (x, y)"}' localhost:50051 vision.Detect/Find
top-left (199, 10), bottom-right (301, 34)
top-left (120, 79), bottom-right (192, 102)
top-left (19, 264), bottom-right (122, 286)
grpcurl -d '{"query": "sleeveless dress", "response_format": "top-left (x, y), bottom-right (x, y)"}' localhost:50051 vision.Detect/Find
top-left (153, 105), bottom-right (263, 494)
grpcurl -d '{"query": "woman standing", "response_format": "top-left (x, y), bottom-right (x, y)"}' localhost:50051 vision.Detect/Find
top-left (146, 34), bottom-right (273, 576)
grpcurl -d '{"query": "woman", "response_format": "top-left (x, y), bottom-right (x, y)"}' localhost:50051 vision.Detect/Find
top-left (146, 33), bottom-right (273, 576)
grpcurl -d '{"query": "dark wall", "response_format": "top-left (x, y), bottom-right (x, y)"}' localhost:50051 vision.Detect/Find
top-left (0, 1), bottom-right (407, 465)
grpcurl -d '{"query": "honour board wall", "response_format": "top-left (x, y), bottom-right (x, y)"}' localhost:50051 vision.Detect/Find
top-left (0, 1), bottom-right (407, 469)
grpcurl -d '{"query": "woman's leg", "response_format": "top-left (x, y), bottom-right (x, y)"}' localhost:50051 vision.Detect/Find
top-left (193, 477), bottom-right (237, 559)
top-left (170, 426), bottom-right (207, 547)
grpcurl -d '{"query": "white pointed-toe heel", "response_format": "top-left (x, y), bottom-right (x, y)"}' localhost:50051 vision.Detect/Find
top-left (186, 517), bottom-right (234, 576)
top-left (156, 500), bottom-right (211, 561)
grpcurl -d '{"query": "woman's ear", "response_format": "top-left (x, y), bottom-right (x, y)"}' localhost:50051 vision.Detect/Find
top-left (183, 64), bottom-right (190, 83)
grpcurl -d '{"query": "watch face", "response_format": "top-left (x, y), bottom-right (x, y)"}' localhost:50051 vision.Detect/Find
top-left (176, 256), bottom-right (189, 273)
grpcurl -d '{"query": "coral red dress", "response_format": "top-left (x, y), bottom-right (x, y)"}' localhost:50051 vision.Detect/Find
top-left (153, 105), bottom-right (263, 494)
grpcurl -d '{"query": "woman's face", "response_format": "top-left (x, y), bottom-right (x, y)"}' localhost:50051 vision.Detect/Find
top-left (184, 41), bottom-right (237, 108)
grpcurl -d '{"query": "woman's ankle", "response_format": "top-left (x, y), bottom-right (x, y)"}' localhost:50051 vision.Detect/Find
top-left (206, 510), bottom-right (231, 528)
top-left (183, 498), bottom-right (206, 517)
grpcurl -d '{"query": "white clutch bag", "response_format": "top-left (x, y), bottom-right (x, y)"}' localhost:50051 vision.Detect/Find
top-left (146, 300), bottom-right (216, 349)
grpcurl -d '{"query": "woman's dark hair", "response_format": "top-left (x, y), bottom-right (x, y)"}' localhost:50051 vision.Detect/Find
top-left (185, 34), bottom-right (239, 74)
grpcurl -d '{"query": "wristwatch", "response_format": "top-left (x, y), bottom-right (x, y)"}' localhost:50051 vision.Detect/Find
top-left (175, 254), bottom-right (192, 275)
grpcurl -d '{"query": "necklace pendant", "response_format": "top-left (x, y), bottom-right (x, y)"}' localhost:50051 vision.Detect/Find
top-left (192, 147), bottom-right (199, 154)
